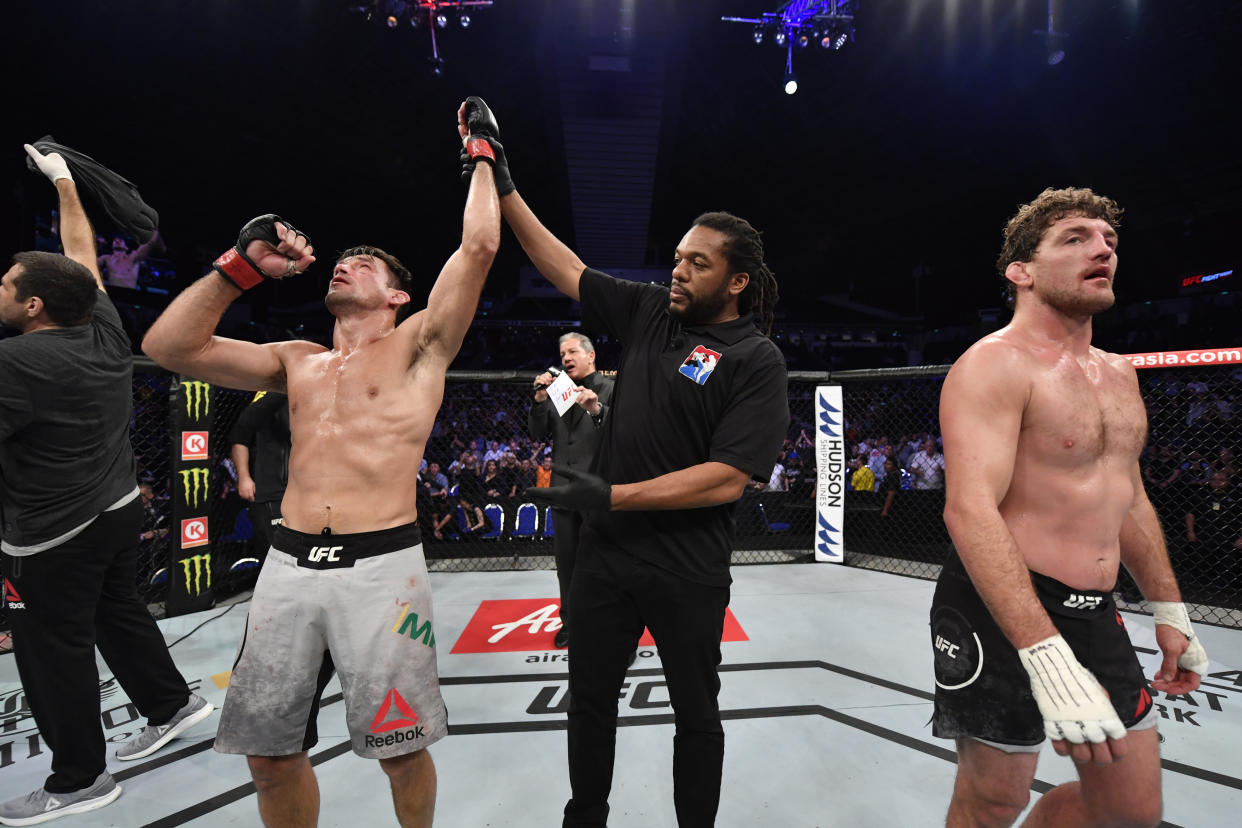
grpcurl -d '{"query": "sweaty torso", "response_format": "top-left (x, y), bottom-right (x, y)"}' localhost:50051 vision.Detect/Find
top-left (1001, 337), bottom-right (1147, 590)
top-left (279, 332), bottom-right (442, 534)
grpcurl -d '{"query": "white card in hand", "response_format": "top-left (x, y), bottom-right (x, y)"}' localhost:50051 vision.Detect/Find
top-left (547, 371), bottom-right (579, 417)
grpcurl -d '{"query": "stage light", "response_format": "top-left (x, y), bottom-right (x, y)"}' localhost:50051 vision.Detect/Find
top-left (1047, 48), bottom-right (1065, 65)
top-left (783, 71), bottom-right (798, 95)
top-left (721, 3), bottom-right (858, 92)
top-left (753, 28), bottom-right (764, 45)
top-left (834, 32), bottom-right (848, 50)
top-left (460, 13), bottom-right (471, 28)
top-left (436, 12), bottom-right (448, 27)
top-left (774, 30), bottom-right (787, 46)
top-left (798, 33), bottom-right (809, 48)
top-left (387, 14), bottom-right (399, 27)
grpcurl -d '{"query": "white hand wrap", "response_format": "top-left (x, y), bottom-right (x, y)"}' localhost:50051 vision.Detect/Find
top-left (1149, 601), bottom-right (1210, 676)
top-left (1018, 634), bottom-right (1127, 744)
top-left (24, 144), bottom-right (72, 183)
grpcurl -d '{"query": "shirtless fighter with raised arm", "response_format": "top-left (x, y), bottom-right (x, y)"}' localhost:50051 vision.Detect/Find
top-left (932, 187), bottom-right (1210, 828)
top-left (142, 99), bottom-right (501, 828)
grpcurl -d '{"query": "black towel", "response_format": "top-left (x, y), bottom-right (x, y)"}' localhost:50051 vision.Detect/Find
top-left (26, 135), bottom-right (159, 244)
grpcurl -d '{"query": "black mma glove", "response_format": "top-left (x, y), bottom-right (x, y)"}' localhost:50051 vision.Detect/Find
top-left (459, 96), bottom-right (515, 196)
top-left (525, 466), bottom-right (611, 512)
top-left (213, 214), bottom-right (309, 290)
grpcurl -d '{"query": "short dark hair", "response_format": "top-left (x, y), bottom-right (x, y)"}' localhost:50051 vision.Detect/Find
top-left (10, 252), bottom-right (97, 326)
top-left (336, 245), bottom-right (415, 323)
top-left (691, 211), bottom-right (779, 336)
top-left (996, 187), bottom-right (1123, 309)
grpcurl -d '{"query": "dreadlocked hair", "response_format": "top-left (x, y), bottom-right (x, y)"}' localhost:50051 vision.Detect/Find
top-left (691, 211), bottom-right (779, 336)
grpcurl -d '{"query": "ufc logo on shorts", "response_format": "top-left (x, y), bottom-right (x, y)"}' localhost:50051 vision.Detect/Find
top-left (1063, 593), bottom-right (1103, 611)
top-left (935, 635), bottom-right (960, 658)
top-left (308, 546), bottom-right (343, 563)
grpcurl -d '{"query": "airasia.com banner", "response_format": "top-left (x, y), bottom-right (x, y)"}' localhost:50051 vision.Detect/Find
top-left (450, 599), bottom-right (749, 654)
top-left (1126, 347), bottom-right (1242, 368)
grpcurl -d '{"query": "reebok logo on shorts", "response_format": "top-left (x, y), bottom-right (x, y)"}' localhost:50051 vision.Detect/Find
top-left (366, 688), bottom-right (425, 747)
top-left (365, 690), bottom-right (424, 749)
top-left (3, 579), bottom-right (23, 610)
top-left (679, 345), bottom-right (721, 385)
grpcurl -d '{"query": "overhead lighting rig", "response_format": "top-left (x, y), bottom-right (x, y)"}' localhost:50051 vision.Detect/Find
top-left (723, 1), bottom-right (857, 94)
top-left (351, 1), bottom-right (494, 73)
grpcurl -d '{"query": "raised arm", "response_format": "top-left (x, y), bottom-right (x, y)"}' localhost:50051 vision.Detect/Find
top-left (940, 342), bottom-right (1056, 647)
top-left (500, 191), bottom-right (587, 301)
top-left (142, 217), bottom-right (316, 392)
top-left (24, 144), bottom-right (103, 289)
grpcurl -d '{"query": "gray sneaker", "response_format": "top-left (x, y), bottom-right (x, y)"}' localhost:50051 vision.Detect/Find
top-left (0, 772), bottom-right (120, 826)
top-left (115, 692), bottom-right (214, 761)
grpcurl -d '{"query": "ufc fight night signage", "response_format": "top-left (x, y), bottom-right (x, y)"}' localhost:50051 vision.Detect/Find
top-left (168, 378), bottom-right (215, 615)
top-left (814, 385), bottom-right (846, 563)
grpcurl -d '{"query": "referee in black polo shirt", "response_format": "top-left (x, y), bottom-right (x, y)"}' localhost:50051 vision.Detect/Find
top-left (479, 109), bottom-right (788, 827)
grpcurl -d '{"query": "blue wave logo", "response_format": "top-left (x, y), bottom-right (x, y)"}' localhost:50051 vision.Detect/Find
top-left (816, 512), bottom-right (840, 554)
top-left (817, 393), bottom-right (841, 438)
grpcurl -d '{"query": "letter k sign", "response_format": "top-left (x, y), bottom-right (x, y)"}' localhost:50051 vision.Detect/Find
top-left (370, 688), bottom-right (420, 733)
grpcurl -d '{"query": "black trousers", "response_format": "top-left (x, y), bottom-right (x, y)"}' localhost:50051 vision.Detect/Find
top-left (563, 550), bottom-right (729, 828)
top-left (2, 498), bottom-right (190, 792)
top-left (552, 508), bottom-right (583, 631)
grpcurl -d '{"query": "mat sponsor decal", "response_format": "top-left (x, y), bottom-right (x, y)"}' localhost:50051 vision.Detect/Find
top-left (0, 678), bottom-right (206, 770)
top-left (449, 599), bottom-right (748, 654)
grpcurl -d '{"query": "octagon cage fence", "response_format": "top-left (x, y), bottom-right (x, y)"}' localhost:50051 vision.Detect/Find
top-left (1, 356), bottom-right (1238, 632)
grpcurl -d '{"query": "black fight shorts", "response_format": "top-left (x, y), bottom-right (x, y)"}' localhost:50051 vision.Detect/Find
top-left (930, 549), bottom-right (1155, 751)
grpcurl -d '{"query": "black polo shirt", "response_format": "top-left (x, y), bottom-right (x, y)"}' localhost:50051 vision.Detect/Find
top-left (0, 291), bottom-right (136, 550)
top-left (578, 267), bottom-right (789, 585)
top-left (227, 392), bottom-right (291, 505)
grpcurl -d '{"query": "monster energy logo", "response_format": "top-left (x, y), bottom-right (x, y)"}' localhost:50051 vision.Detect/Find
top-left (180, 554), bottom-right (212, 596)
top-left (181, 380), bottom-right (211, 420)
top-left (180, 467), bottom-right (210, 508)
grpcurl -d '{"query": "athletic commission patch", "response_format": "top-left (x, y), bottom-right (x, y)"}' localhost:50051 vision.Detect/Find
top-left (931, 606), bottom-right (983, 690)
top-left (679, 345), bottom-right (722, 385)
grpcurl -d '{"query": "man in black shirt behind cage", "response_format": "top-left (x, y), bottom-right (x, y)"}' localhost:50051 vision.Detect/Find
top-left (461, 100), bottom-right (789, 827)
top-left (0, 145), bottom-right (211, 826)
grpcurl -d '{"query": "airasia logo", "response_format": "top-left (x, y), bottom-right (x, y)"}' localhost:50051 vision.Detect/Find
top-left (181, 431), bottom-right (209, 460)
top-left (181, 517), bottom-right (209, 549)
top-left (449, 599), bottom-right (748, 654)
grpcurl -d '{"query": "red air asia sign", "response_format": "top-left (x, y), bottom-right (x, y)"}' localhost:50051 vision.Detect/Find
top-left (450, 599), bottom-right (748, 654)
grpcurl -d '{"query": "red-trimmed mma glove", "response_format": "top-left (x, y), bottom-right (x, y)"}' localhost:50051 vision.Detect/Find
top-left (213, 214), bottom-right (310, 290)
top-left (459, 96), bottom-right (515, 196)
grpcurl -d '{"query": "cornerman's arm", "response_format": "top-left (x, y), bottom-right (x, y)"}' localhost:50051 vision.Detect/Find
top-left (940, 344), bottom-right (1058, 648)
top-left (500, 190), bottom-right (587, 302)
top-left (415, 162), bottom-right (500, 363)
top-left (55, 180), bottom-right (104, 289)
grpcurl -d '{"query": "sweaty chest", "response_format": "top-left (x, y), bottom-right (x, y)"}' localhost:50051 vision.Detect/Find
top-left (287, 352), bottom-right (412, 425)
top-left (1025, 361), bottom-right (1146, 462)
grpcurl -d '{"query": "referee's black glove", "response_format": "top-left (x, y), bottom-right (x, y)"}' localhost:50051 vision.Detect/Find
top-left (525, 466), bottom-right (611, 512)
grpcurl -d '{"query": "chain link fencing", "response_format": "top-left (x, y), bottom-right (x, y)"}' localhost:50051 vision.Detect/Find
top-left (4, 359), bottom-right (1237, 631)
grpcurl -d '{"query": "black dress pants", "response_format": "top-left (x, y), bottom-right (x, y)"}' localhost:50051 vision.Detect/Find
top-left (563, 549), bottom-right (729, 827)
top-left (2, 498), bottom-right (190, 792)
top-left (552, 508), bottom-right (582, 631)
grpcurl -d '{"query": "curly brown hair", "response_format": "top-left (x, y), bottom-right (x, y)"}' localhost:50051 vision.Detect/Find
top-left (996, 187), bottom-right (1123, 308)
